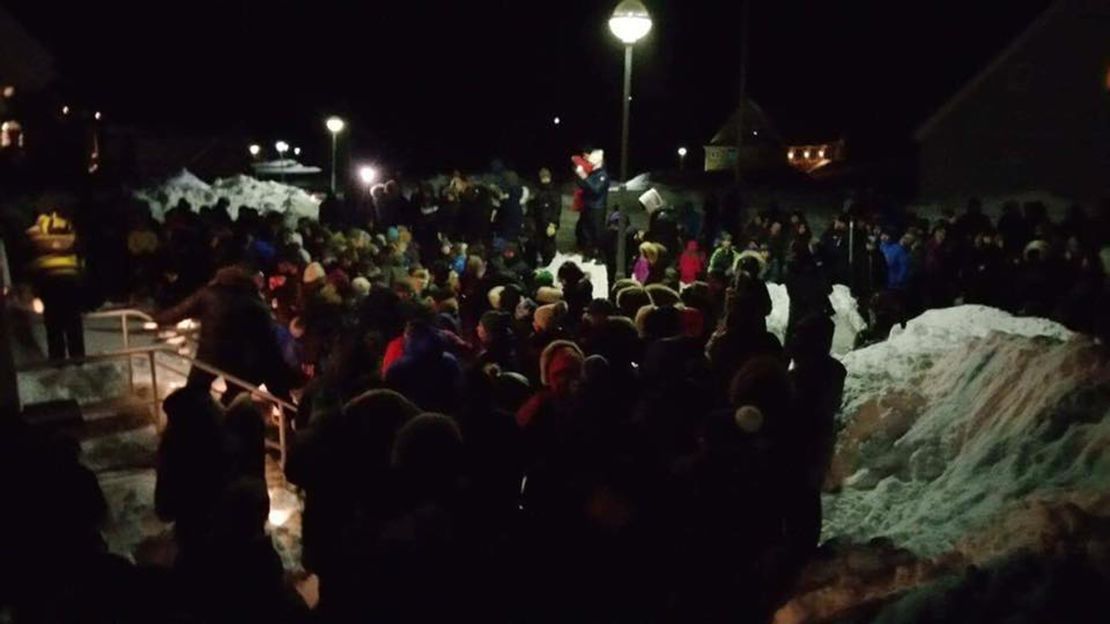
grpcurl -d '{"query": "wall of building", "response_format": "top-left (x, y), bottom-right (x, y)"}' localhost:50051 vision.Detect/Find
top-left (918, 1), bottom-right (1110, 204)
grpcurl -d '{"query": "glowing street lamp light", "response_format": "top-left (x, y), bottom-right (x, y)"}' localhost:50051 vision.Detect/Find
top-left (326, 116), bottom-right (345, 194)
top-left (275, 140), bottom-right (289, 156)
top-left (608, 0), bottom-right (652, 279)
top-left (293, 146), bottom-right (302, 156)
top-left (553, 116), bottom-right (561, 126)
top-left (358, 165), bottom-right (378, 187)
top-left (248, 143), bottom-right (261, 157)
top-left (677, 146), bottom-right (688, 170)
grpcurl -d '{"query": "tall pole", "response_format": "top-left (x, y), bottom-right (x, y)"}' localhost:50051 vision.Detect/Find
top-left (330, 133), bottom-right (338, 194)
top-left (734, 0), bottom-right (750, 183)
top-left (616, 44), bottom-right (633, 279)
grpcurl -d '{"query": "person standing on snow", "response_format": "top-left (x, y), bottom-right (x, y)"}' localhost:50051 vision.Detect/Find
top-left (531, 168), bottom-right (561, 266)
top-left (573, 149), bottom-right (608, 259)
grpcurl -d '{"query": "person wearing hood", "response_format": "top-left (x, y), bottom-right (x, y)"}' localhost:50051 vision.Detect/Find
top-left (384, 320), bottom-right (464, 414)
top-left (155, 264), bottom-right (294, 402)
top-left (678, 240), bottom-right (706, 286)
top-left (532, 168), bottom-right (562, 265)
top-left (784, 242), bottom-right (833, 350)
top-left (494, 170), bottom-right (526, 244)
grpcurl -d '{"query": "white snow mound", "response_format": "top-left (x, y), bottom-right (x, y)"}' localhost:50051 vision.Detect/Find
top-left (135, 169), bottom-right (320, 224)
top-left (765, 282), bottom-right (865, 355)
top-left (824, 305), bottom-right (1110, 558)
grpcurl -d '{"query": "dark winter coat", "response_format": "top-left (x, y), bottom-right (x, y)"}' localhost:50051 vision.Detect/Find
top-left (576, 167), bottom-right (609, 214)
top-left (156, 266), bottom-right (292, 395)
top-left (533, 182), bottom-right (562, 233)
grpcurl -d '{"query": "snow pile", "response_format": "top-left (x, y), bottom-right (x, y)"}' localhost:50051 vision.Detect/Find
top-left (824, 305), bottom-right (1110, 558)
top-left (135, 169), bottom-right (321, 224)
top-left (765, 282), bottom-right (866, 355)
top-left (544, 253), bottom-right (610, 301)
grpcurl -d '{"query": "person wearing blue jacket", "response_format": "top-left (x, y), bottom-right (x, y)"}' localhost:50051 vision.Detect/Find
top-left (574, 149), bottom-right (609, 257)
top-left (880, 231), bottom-right (912, 290)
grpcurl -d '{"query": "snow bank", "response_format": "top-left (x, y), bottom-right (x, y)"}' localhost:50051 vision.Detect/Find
top-left (135, 169), bottom-right (321, 224)
top-left (765, 282), bottom-right (865, 355)
top-left (824, 305), bottom-right (1110, 558)
top-left (544, 253), bottom-right (610, 301)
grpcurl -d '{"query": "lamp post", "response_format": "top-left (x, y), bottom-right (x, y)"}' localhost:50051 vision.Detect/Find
top-left (248, 144), bottom-right (261, 158)
top-left (275, 141), bottom-right (289, 182)
top-left (677, 146), bottom-right (688, 171)
top-left (326, 116), bottom-right (345, 195)
top-left (609, 0), bottom-right (652, 279)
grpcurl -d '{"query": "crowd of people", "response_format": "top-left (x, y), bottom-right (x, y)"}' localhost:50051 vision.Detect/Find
top-left (3, 148), bottom-right (1110, 621)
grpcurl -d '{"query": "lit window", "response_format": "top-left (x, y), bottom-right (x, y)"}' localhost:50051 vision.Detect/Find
top-left (1, 120), bottom-right (24, 149)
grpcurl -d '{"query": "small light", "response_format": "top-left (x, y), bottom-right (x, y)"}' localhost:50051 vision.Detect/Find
top-left (62, 105), bottom-right (70, 115)
top-left (677, 146), bottom-right (688, 157)
top-left (787, 150), bottom-right (795, 160)
top-left (803, 150), bottom-right (811, 159)
top-left (275, 140), bottom-right (289, 154)
top-left (553, 116), bottom-right (561, 125)
top-left (32, 298), bottom-right (44, 314)
top-left (293, 147), bottom-right (301, 156)
top-left (2, 86), bottom-right (14, 98)
top-left (248, 144), bottom-right (261, 156)
top-left (142, 321), bottom-right (158, 331)
top-left (175, 319), bottom-right (196, 331)
top-left (94, 111), bottom-right (101, 121)
top-left (818, 148), bottom-right (826, 159)
top-left (752, 130), bottom-right (759, 136)
top-left (358, 165), bottom-right (378, 185)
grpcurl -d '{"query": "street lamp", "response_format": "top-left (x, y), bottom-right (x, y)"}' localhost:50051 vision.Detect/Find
top-left (248, 144), bottom-right (261, 158)
top-left (609, 0), bottom-right (652, 279)
top-left (326, 116), bottom-right (345, 194)
top-left (677, 146), bottom-right (688, 170)
top-left (275, 140), bottom-right (289, 157)
top-left (358, 165), bottom-right (378, 187)
top-left (293, 146), bottom-right (302, 157)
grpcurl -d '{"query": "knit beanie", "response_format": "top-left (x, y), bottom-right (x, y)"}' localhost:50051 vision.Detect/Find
top-left (536, 285), bottom-right (564, 305)
top-left (303, 261), bottom-right (326, 284)
top-left (539, 340), bottom-right (585, 389)
top-left (351, 276), bottom-right (371, 298)
top-left (533, 300), bottom-right (568, 333)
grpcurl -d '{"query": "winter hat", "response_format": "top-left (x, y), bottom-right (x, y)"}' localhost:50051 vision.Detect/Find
top-left (488, 285), bottom-right (506, 310)
top-left (534, 269), bottom-right (555, 288)
top-left (390, 412), bottom-right (464, 475)
top-left (539, 340), bottom-right (585, 390)
top-left (616, 286), bottom-right (652, 319)
top-left (536, 286), bottom-right (564, 305)
top-left (586, 149), bottom-right (605, 168)
top-left (533, 300), bottom-right (568, 333)
top-left (587, 298), bottom-right (616, 318)
top-left (289, 232), bottom-right (305, 248)
top-left (351, 276), bottom-right (372, 298)
top-left (303, 262), bottom-right (326, 284)
top-left (387, 226), bottom-right (400, 242)
top-left (479, 310), bottom-right (512, 338)
top-left (728, 355), bottom-right (791, 429)
top-left (645, 284), bottom-right (681, 308)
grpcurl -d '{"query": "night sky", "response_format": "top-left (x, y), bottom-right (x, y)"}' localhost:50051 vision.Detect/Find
top-left (9, 0), bottom-right (1053, 174)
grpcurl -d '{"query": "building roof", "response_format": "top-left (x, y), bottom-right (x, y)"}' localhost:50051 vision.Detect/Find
top-left (707, 99), bottom-right (782, 146)
top-left (913, 0), bottom-right (1069, 141)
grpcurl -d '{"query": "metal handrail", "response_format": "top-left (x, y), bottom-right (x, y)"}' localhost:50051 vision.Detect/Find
top-left (18, 342), bottom-right (296, 466)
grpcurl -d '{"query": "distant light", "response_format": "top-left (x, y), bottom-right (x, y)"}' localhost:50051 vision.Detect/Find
top-left (2, 86), bottom-right (13, 98)
top-left (609, 0), bottom-right (653, 44)
top-left (175, 319), bottom-right (197, 331)
top-left (803, 150), bottom-right (811, 159)
top-left (94, 111), bottom-right (101, 121)
top-left (818, 148), bottom-right (826, 159)
top-left (677, 146), bottom-right (688, 157)
top-left (166, 335), bottom-right (186, 346)
top-left (275, 140), bottom-right (289, 154)
top-left (787, 150), bottom-right (795, 160)
top-left (62, 105), bottom-right (70, 116)
top-left (553, 116), bottom-right (561, 125)
top-left (248, 143), bottom-right (261, 156)
top-left (358, 165), bottom-right (378, 185)
top-left (142, 321), bottom-right (158, 331)
top-left (325, 116), bottom-right (345, 134)
top-left (32, 298), bottom-right (44, 314)
top-left (752, 130), bottom-right (759, 136)
top-left (293, 147), bottom-right (301, 156)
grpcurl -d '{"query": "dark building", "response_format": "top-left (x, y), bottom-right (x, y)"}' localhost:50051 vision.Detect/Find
top-left (915, 0), bottom-right (1110, 204)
